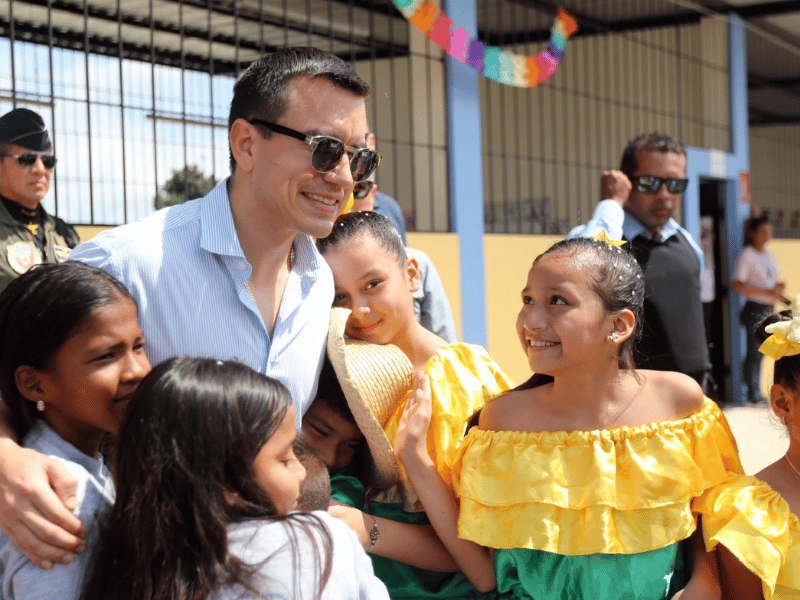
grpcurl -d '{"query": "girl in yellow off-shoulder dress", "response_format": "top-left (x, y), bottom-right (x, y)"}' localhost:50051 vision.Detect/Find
top-left (694, 301), bottom-right (800, 600)
top-left (396, 236), bottom-right (744, 600)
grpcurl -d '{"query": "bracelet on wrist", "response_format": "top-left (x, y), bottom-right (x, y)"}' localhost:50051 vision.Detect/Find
top-left (367, 516), bottom-right (379, 553)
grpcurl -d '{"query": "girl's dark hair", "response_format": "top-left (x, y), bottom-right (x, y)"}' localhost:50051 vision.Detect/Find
top-left (516, 237), bottom-right (645, 390)
top-left (0, 262), bottom-right (135, 439)
top-left (316, 211), bottom-right (407, 266)
top-left (80, 357), bottom-right (332, 600)
top-left (744, 214), bottom-right (770, 247)
top-left (754, 309), bottom-right (800, 391)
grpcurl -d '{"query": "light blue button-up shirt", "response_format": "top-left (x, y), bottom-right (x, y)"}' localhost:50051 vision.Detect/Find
top-left (567, 200), bottom-right (703, 266)
top-left (70, 179), bottom-right (331, 422)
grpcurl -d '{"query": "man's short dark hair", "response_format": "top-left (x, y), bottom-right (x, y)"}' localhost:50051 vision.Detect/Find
top-left (619, 131), bottom-right (686, 178)
top-left (228, 47), bottom-right (370, 171)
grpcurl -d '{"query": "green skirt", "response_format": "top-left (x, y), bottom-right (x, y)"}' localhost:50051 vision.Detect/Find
top-left (493, 542), bottom-right (690, 600)
top-left (331, 472), bottom-right (497, 600)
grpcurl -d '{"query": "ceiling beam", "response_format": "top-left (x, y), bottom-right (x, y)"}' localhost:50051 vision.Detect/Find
top-left (749, 76), bottom-right (800, 90)
top-left (733, 0), bottom-right (800, 19)
top-left (749, 105), bottom-right (800, 125)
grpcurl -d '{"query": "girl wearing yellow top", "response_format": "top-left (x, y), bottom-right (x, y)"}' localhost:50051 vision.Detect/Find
top-left (397, 236), bottom-right (743, 599)
top-left (694, 301), bottom-right (800, 600)
top-left (317, 211), bottom-right (513, 598)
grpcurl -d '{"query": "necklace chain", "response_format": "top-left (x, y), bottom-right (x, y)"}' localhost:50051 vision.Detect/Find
top-left (243, 244), bottom-right (295, 304)
top-left (786, 454), bottom-right (800, 480)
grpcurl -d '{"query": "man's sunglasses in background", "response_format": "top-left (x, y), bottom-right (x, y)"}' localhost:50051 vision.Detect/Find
top-left (629, 175), bottom-right (688, 194)
top-left (353, 180), bottom-right (376, 199)
top-left (248, 119), bottom-right (380, 182)
top-left (1, 151), bottom-right (57, 169)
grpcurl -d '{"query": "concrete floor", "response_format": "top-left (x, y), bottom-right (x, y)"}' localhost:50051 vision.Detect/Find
top-left (722, 404), bottom-right (790, 475)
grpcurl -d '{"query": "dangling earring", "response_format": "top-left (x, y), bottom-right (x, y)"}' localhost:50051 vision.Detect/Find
top-left (36, 400), bottom-right (45, 412)
top-left (609, 332), bottom-right (620, 343)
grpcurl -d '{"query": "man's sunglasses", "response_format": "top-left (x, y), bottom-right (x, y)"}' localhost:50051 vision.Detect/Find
top-left (630, 175), bottom-right (688, 194)
top-left (353, 180), bottom-right (376, 199)
top-left (2, 151), bottom-right (57, 169)
top-left (248, 119), bottom-right (380, 182)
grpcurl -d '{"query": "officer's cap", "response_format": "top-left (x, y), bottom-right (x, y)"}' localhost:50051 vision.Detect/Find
top-left (0, 108), bottom-right (52, 151)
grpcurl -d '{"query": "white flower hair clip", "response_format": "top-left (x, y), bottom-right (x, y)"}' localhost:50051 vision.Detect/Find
top-left (760, 295), bottom-right (800, 360)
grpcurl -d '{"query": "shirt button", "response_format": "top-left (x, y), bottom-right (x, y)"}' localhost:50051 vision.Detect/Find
top-left (238, 262), bottom-right (246, 271)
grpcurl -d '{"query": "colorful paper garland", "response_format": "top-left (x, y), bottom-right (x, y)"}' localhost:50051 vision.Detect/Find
top-left (392, 1), bottom-right (578, 88)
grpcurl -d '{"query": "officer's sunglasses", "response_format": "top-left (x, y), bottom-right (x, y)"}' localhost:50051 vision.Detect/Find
top-left (1, 151), bottom-right (56, 169)
top-left (630, 175), bottom-right (688, 194)
top-left (353, 180), bottom-right (376, 199)
top-left (248, 119), bottom-right (381, 182)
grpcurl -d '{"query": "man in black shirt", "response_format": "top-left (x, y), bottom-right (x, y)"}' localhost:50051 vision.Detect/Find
top-left (569, 132), bottom-right (712, 391)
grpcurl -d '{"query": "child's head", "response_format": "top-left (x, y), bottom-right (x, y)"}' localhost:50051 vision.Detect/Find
top-left (83, 357), bottom-right (330, 600)
top-left (316, 307), bottom-right (413, 489)
top-left (744, 214), bottom-right (772, 248)
top-left (115, 356), bottom-right (305, 519)
top-left (302, 356), bottom-right (364, 473)
top-left (0, 262), bottom-right (150, 453)
top-left (518, 237), bottom-right (644, 377)
top-left (293, 433), bottom-right (332, 511)
top-left (316, 211), bottom-right (420, 347)
top-left (755, 309), bottom-right (800, 441)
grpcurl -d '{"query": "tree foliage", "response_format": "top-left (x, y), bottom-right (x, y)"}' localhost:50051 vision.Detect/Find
top-left (154, 166), bottom-right (216, 210)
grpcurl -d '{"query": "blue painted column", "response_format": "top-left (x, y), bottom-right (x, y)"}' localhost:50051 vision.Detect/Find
top-left (444, 0), bottom-right (487, 346)
top-left (727, 15), bottom-right (751, 404)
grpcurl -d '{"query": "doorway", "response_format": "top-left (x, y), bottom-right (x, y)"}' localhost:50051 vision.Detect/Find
top-left (699, 178), bottom-right (731, 404)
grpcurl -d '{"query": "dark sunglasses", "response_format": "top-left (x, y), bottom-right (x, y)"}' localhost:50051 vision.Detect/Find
top-left (630, 175), bottom-right (688, 194)
top-left (2, 151), bottom-right (57, 169)
top-left (248, 119), bottom-right (380, 182)
top-left (353, 180), bottom-right (376, 199)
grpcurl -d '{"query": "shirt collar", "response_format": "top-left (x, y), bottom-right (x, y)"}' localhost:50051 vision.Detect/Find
top-left (200, 178), bottom-right (245, 258)
top-left (622, 211), bottom-right (681, 242)
top-left (24, 420), bottom-right (104, 474)
top-left (198, 177), bottom-right (328, 283)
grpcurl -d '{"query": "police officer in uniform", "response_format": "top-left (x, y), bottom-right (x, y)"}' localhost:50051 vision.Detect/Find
top-left (0, 108), bottom-right (78, 292)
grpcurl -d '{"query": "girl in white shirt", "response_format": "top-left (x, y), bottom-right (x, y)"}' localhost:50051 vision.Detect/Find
top-left (80, 357), bottom-right (389, 600)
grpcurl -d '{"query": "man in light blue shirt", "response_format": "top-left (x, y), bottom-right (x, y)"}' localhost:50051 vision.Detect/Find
top-left (0, 47), bottom-right (381, 569)
top-left (569, 132), bottom-right (711, 388)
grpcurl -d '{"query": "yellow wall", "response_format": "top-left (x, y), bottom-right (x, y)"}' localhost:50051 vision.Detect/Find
top-left (72, 227), bottom-right (800, 391)
top-left (74, 225), bottom-right (110, 243)
top-left (407, 233), bottom-right (462, 340)
top-left (484, 235), bottom-right (562, 383)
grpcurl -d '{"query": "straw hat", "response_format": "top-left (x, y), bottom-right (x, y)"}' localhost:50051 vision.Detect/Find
top-left (327, 307), bottom-right (413, 489)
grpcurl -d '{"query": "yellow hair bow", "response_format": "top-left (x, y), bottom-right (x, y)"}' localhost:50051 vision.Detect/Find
top-left (759, 295), bottom-right (800, 360)
top-left (590, 230), bottom-right (626, 248)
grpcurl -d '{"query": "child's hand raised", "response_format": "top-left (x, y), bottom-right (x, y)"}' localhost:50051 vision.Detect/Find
top-left (395, 373), bottom-right (434, 470)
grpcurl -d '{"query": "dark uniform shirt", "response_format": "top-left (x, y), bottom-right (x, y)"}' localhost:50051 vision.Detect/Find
top-left (0, 195), bottom-right (79, 293)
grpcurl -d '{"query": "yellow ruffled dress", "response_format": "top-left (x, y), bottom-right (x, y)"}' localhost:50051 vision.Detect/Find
top-left (331, 343), bottom-right (513, 600)
top-left (452, 398), bottom-right (743, 599)
top-left (694, 474), bottom-right (800, 600)
top-left (376, 342), bottom-right (515, 511)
